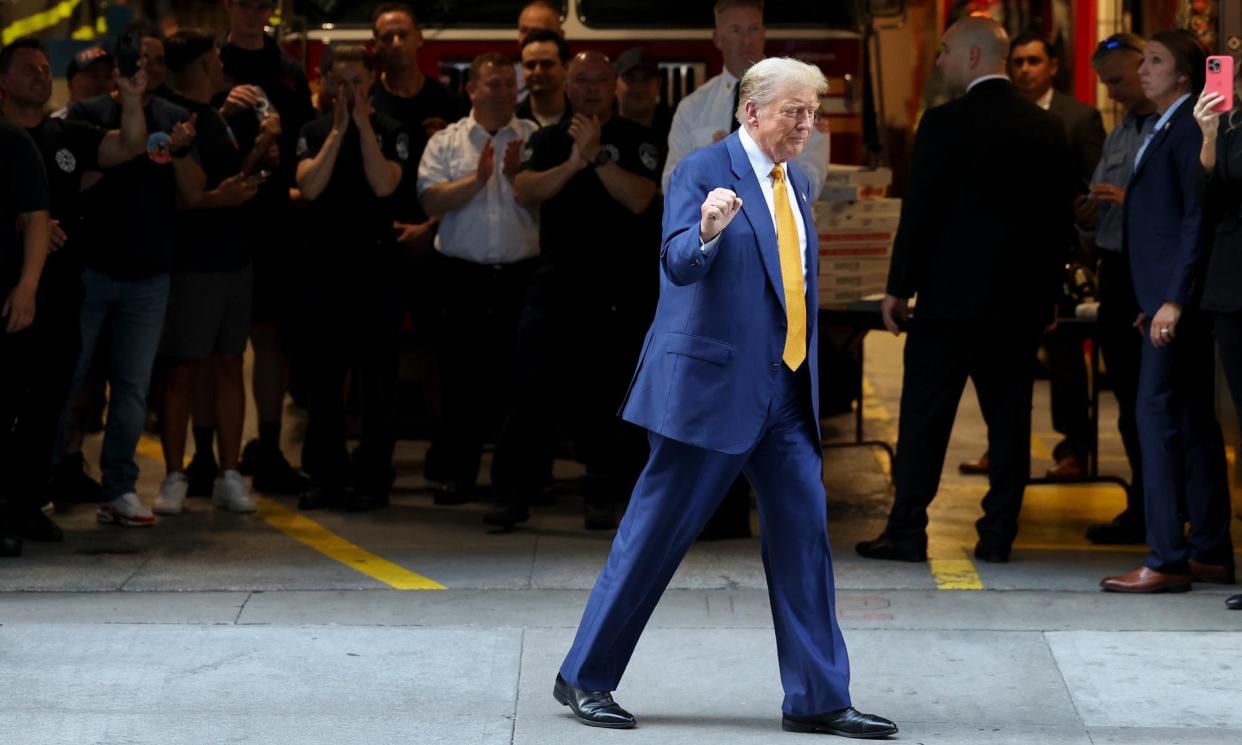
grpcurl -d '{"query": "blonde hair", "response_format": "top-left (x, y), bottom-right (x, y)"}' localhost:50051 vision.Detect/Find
top-left (736, 56), bottom-right (829, 125)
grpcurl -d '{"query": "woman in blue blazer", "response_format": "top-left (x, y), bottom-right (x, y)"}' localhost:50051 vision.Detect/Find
top-left (1194, 57), bottom-right (1242, 609)
top-left (1100, 30), bottom-right (1235, 593)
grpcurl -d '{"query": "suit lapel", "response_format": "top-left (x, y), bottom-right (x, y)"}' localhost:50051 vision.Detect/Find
top-left (1133, 102), bottom-right (1187, 179)
top-left (789, 163), bottom-right (818, 333)
top-left (727, 134), bottom-right (786, 311)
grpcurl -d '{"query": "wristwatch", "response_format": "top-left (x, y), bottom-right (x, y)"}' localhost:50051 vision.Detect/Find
top-left (591, 148), bottom-right (611, 168)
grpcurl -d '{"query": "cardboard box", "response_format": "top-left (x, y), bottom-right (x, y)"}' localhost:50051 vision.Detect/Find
top-left (824, 164), bottom-right (893, 188)
top-left (818, 242), bottom-right (893, 259)
top-left (818, 184), bottom-right (889, 203)
top-left (821, 257), bottom-right (891, 276)
top-left (815, 197), bottom-right (902, 218)
top-left (820, 272), bottom-right (888, 289)
top-left (815, 212), bottom-right (901, 232)
top-left (818, 287), bottom-right (884, 307)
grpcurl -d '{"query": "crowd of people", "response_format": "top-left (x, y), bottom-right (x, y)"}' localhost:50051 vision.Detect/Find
top-left (858, 19), bottom-right (1241, 609)
top-left (0, 0), bottom-right (835, 555)
top-left (0, 2), bottom-right (1238, 613)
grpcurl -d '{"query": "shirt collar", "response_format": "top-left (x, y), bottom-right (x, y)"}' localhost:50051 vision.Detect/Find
top-left (1036, 87), bottom-right (1054, 110)
top-left (738, 125), bottom-right (779, 183)
top-left (1152, 93), bottom-right (1192, 131)
top-left (966, 74), bottom-right (1010, 93)
top-left (722, 68), bottom-right (740, 89)
top-left (467, 111), bottom-right (521, 136)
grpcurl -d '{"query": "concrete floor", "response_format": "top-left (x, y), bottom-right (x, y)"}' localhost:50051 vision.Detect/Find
top-left (1, 332), bottom-right (1240, 745)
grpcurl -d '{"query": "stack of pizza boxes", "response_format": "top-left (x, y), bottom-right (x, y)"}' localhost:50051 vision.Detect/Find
top-left (813, 165), bottom-right (900, 308)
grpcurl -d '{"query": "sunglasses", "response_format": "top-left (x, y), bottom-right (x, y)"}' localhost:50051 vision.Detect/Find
top-left (1096, 37), bottom-right (1143, 55)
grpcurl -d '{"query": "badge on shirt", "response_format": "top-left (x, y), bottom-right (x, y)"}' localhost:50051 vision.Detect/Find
top-left (396, 132), bottom-right (409, 162)
top-left (55, 148), bottom-right (77, 173)
top-left (147, 131), bottom-right (172, 165)
top-left (638, 143), bottom-right (659, 172)
top-left (296, 136), bottom-right (308, 157)
top-left (603, 144), bottom-right (621, 164)
top-left (521, 141), bottom-right (534, 164)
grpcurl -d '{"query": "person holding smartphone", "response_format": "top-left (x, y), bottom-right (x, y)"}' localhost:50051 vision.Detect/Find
top-left (1193, 54), bottom-right (1242, 610)
top-left (153, 30), bottom-right (280, 516)
top-left (1100, 30), bottom-right (1234, 594)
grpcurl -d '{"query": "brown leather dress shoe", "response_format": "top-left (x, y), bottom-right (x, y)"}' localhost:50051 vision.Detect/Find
top-left (1189, 560), bottom-right (1236, 585)
top-left (1044, 454), bottom-right (1086, 480)
top-left (958, 452), bottom-right (989, 475)
top-left (1100, 566), bottom-right (1192, 593)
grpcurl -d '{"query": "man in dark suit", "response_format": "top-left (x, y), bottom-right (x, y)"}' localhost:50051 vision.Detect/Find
top-left (553, 57), bottom-right (896, 738)
top-left (857, 16), bottom-right (1076, 564)
top-left (961, 32), bottom-right (1107, 479)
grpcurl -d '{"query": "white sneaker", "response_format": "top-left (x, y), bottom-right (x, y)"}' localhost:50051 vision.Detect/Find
top-left (154, 472), bottom-right (189, 515)
top-left (213, 470), bottom-right (257, 513)
top-left (97, 492), bottom-right (156, 527)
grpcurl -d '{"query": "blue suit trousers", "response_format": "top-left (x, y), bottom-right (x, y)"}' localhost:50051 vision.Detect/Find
top-left (560, 366), bottom-right (852, 716)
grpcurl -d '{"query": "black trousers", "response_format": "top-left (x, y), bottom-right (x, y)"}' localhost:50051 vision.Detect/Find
top-left (1095, 251), bottom-right (1145, 521)
top-left (1045, 322), bottom-right (1091, 461)
top-left (885, 319), bottom-right (1042, 551)
top-left (0, 272), bottom-right (82, 516)
top-left (301, 259), bottom-right (402, 496)
top-left (492, 270), bottom-right (652, 507)
top-left (427, 255), bottom-right (534, 490)
top-left (1215, 311), bottom-right (1242, 435)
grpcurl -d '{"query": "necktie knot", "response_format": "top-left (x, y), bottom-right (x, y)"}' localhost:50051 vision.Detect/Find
top-left (771, 164), bottom-right (786, 183)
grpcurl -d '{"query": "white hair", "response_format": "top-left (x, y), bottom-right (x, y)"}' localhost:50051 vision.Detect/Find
top-left (736, 56), bottom-right (829, 124)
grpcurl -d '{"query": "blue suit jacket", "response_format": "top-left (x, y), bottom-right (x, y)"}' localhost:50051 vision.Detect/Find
top-left (619, 132), bottom-right (820, 454)
top-left (1124, 99), bottom-right (1206, 315)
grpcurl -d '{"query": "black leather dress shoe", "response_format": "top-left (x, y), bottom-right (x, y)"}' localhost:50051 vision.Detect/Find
top-left (483, 504), bottom-right (530, 529)
top-left (552, 673), bottom-right (636, 729)
top-left (1227, 594), bottom-right (1242, 610)
top-left (855, 535), bottom-right (926, 562)
top-left (0, 533), bottom-right (21, 558)
top-left (782, 707), bottom-right (898, 738)
top-left (1084, 513), bottom-right (1145, 545)
top-left (973, 541), bottom-right (1010, 564)
top-left (345, 493), bottom-right (389, 512)
top-left (297, 487), bottom-right (344, 511)
top-left (15, 511), bottom-right (64, 543)
top-left (432, 483), bottom-right (476, 506)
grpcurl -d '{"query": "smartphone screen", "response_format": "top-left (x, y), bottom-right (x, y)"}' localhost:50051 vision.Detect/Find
top-left (1206, 56), bottom-right (1235, 113)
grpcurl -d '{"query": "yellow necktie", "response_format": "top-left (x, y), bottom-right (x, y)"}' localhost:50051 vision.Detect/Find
top-left (771, 164), bottom-right (806, 371)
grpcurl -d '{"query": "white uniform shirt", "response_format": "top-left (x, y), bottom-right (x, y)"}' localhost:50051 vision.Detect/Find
top-left (662, 69), bottom-right (829, 198)
top-left (417, 113), bottom-right (541, 265)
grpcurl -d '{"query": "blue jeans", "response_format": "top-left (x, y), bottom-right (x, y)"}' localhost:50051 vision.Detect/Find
top-left (69, 268), bottom-right (170, 500)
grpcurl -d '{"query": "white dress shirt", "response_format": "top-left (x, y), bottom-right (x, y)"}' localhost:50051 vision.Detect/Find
top-left (662, 69), bottom-right (829, 199)
top-left (417, 113), bottom-right (541, 265)
top-left (701, 125), bottom-right (808, 284)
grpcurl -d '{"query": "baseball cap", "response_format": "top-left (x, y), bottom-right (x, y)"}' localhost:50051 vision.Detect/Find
top-left (614, 47), bottom-right (659, 78)
top-left (66, 46), bottom-right (114, 79)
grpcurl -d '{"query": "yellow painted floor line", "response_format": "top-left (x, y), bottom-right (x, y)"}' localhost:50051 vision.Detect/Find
top-left (860, 375), bottom-right (983, 590)
top-left (137, 435), bottom-right (443, 590)
top-left (257, 497), bottom-right (446, 590)
top-left (927, 556), bottom-right (985, 590)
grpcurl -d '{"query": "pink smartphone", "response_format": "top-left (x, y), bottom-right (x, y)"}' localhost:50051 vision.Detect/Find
top-left (1205, 55), bottom-right (1234, 113)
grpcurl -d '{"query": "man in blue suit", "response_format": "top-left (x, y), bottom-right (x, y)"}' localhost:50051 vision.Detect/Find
top-left (552, 57), bottom-right (896, 739)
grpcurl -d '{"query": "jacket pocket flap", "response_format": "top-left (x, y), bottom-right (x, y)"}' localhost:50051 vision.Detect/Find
top-left (665, 332), bottom-right (733, 365)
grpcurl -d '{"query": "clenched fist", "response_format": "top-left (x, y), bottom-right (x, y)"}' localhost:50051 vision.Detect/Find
top-left (700, 187), bottom-right (743, 243)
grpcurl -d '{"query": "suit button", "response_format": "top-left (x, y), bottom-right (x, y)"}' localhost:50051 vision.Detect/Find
top-left (691, 259), bottom-right (701, 267)
top-left (771, 362), bottom-right (780, 370)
